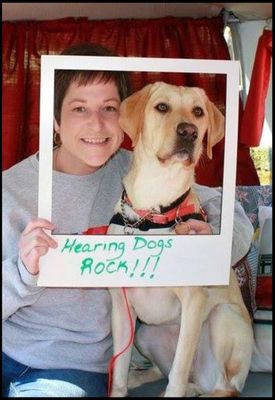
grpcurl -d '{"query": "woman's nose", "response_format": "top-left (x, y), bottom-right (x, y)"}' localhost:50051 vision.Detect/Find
top-left (87, 111), bottom-right (104, 131)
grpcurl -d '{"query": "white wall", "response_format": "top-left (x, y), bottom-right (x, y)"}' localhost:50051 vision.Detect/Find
top-left (238, 20), bottom-right (272, 147)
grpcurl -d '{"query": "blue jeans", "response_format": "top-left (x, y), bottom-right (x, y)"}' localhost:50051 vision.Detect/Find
top-left (2, 353), bottom-right (108, 397)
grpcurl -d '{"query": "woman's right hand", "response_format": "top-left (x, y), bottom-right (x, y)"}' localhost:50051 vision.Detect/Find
top-left (18, 218), bottom-right (58, 275)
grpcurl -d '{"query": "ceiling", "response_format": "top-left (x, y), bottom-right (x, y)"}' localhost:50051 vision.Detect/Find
top-left (2, 3), bottom-right (272, 22)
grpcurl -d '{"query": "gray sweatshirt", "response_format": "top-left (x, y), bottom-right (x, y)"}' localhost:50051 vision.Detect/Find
top-left (2, 149), bottom-right (253, 372)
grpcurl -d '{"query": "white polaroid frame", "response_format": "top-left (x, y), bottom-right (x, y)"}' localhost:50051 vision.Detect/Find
top-left (37, 55), bottom-right (239, 287)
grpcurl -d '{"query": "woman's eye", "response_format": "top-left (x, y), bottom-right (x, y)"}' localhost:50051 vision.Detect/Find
top-left (155, 103), bottom-right (169, 113)
top-left (104, 106), bottom-right (118, 112)
top-left (73, 106), bottom-right (86, 113)
top-left (193, 107), bottom-right (204, 117)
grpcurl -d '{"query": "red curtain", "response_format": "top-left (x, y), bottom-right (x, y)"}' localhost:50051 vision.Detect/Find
top-left (240, 29), bottom-right (272, 147)
top-left (2, 16), bottom-right (259, 185)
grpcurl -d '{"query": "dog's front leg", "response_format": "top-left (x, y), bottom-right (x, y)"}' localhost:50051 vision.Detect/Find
top-left (164, 287), bottom-right (207, 397)
top-left (109, 288), bottom-right (137, 397)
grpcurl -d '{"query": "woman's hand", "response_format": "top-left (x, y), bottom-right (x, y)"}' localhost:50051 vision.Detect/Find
top-left (18, 218), bottom-right (58, 275)
top-left (174, 219), bottom-right (212, 235)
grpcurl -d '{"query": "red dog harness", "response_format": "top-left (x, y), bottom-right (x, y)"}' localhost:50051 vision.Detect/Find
top-left (122, 188), bottom-right (207, 225)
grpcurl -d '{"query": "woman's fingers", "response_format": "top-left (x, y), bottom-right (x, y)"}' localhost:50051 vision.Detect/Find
top-left (174, 219), bottom-right (212, 235)
top-left (21, 218), bottom-right (55, 235)
top-left (19, 218), bottom-right (58, 275)
top-left (20, 230), bottom-right (58, 256)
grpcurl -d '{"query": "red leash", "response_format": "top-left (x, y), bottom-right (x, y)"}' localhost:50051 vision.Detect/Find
top-left (107, 287), bottom-right (135, 397)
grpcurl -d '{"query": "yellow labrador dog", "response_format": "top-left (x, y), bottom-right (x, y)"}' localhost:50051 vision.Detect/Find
top-left (108, 82), bottom-right (254, 397)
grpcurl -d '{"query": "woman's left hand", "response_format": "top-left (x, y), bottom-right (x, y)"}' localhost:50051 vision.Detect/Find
top-left (174, 219), bottom-right (212, 235)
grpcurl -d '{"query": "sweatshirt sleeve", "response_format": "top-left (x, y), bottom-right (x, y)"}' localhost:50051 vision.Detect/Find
top-left (230, 199), bottom-right (254, 265)
top-left (2, 255), bottom-right (44, 321)
top-left (194, 184), bottom-right (254, 266)
top-left (2, 161), bottom-right (44, 321)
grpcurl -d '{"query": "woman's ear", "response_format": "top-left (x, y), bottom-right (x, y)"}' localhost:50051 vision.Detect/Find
top-left (54, 119), bottom-right (60, 133)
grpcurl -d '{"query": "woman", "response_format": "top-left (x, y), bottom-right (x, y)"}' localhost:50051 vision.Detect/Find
top-left (2, 42), bottom-right (253, 397)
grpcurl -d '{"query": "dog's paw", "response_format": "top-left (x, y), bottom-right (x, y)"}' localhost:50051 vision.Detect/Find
top-left (163, 382), bottom-right (202, 397)
top-left (199, 388), bottom-right (240, 397)
top-left (185, 382), bottom-right (204, 397)
top-left (128, 366), bottom-right (164, 389)
top-left (109, 387), bottom-right (128, 397)
top-left (163, 383), bottom-right (188, 397)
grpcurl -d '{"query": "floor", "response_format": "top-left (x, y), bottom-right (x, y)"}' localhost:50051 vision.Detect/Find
top-left (128, 372), bottom-right (272, 397)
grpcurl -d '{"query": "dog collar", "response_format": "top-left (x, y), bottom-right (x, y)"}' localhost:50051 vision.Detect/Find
top-left (122, 188), bottom-right (207, 225)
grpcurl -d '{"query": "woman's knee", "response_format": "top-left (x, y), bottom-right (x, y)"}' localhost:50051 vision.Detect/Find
top-left (8, 380), bottom-right (86, 397)
top-left (7, 370), bottom-right (108, 397)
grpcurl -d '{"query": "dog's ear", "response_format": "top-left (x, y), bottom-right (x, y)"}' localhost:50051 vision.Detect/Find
top-left (119, 84), bottom-right (153, 146)
top-left (205, 100), bottom-right (225, 159)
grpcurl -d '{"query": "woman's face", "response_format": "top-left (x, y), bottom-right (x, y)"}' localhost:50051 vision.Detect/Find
top-left (54, 78), bottom-right (124, 175)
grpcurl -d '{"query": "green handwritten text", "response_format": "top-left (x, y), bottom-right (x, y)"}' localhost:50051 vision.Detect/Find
top-left (80, 258), bottom-right (129, 275)
top-left (61, 238), bottom-right (125, 260)
top-left (132, 237), bottom-right (173, 257)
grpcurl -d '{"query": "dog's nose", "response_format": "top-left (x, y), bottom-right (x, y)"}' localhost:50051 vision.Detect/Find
top-left (176, 123), bottom-right (198, 141)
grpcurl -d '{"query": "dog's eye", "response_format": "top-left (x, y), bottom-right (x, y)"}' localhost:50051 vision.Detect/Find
top-left (193, 107), bottom-right (204, 117)
top-left (155, 103), bottom-right (169, 113)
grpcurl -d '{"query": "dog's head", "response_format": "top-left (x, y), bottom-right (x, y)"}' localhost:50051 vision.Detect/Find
top-left (119, 82), bottom-right (224, 167)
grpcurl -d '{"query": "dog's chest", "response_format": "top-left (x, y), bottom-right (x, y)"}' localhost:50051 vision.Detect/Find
top-left (127, 288), bottom-right (181, 324)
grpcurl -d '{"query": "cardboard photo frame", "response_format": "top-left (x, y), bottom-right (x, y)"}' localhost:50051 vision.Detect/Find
top-left (37, 55), bottom-right (239, 287)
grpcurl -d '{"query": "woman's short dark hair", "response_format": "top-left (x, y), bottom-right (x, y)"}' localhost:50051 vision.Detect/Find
top-left (54, 43), bottom-right (131, 124)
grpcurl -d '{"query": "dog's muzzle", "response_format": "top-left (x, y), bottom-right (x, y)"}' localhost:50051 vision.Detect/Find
top-left (157, 123), bottom-right (199, 164)
top-left (173, 123), bottom-right (198, 162)
top-left (176, 122), bottom-right (198, 141)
